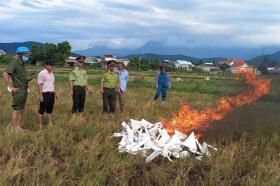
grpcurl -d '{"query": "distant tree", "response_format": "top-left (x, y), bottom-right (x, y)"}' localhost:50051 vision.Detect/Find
top-left (218, 63), bottom-right (230, 71)
top-left (271, 60), bottom-right (277, 67)
top-left (30, 44), bottom-right (42, 64)
top-left (41, 43), bottom-right (57, 61)
top-left (56, 41), bottom-right (71, 66)
top-left (139, 57), bottom-right (149, 71)
top-left (30, 41), bottom-right (71, 66)
top-left (166, 62), bottom-right (175, 71)
top-left (260, 55), bottom-right (276, 67)
top-left (258, 55), bottom-right (277, 74)
top-left (0, 55), bottom-right (14, 64)
top-left (193, 59), bottom-right (203, 66)
top-left (128, 56), bottom-right (140, 70)
top-left (127, 56), bottom-right (152, 71)
top-left (150, 57), bottom-right (161, 70)
top-left (127, 56), bottom-right (176, 71)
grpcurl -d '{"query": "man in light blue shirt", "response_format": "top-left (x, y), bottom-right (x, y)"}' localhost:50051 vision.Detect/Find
top-left (116, 61), bottom-right (129, 112)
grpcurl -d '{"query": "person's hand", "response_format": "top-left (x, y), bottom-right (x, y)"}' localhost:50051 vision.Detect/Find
top-left (39, 95), bottom-right (44, 102)
top-left (55, 93), bottom-right (59, 102)
top-left (10, 86), bottom-right (18, 93)
top-left (100, 88), bottom-right (104, 94)
top-left (87, 86), bottom-right (93, 94)
top-left (26, 75), bottom-right (33, 81)
top-left (115, 88), bottom-right (120, 93)
top-left (69, 90), bottom-right (73, 96)
top-left (88, 89), bottom-right (93, 94)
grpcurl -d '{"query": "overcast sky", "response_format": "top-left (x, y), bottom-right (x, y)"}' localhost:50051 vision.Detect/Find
top-left (1, 0), bottom-right (280, 50)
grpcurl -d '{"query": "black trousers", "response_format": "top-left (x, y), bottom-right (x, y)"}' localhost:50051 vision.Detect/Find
top-left (72, 86), bottom-right (86, 113)
top-left (103, 88), bottom-right (117, 113)
top-left (38, 92), bottom-right (55, 114)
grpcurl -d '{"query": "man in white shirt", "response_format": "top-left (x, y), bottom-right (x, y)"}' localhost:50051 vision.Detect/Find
top-left (116, 61), bottom-right (128, 112)
top-left (37, 60), bottom-right (58, 128)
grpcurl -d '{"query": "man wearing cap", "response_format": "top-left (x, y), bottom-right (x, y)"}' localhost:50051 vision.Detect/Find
top-left (116, 61), bottom-right (129, 112)
top-left (37, 59), bottom-right (58, 129)
top-left (100, 60), bottom-right (120, 113)
top-left (69, 56), bottom-right (90, 114)
top-left (2, 46), bottom-right (33, 132)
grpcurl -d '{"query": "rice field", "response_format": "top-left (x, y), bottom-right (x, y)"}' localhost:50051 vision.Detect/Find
top-left (0, 65), bottom-right (279, 185)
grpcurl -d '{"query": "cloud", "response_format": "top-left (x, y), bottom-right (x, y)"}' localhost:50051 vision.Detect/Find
top-left (0, 0), bottom-right (280, 49)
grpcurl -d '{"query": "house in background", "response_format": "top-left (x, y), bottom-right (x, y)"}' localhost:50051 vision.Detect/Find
top-left (85, 56), bottom-right (100, 66)
top-left (267, 67), bottom-right (280, 75)
top-left (0, 49), bottom-right (6, 56)
top-left (163, 60), bottom-right (173, 64)
top-left (100, 54), bottom-right (117, 68)
top-left (218, 59), bottom-right (255, 74)
top-left (218, 59), bottom-right (245, 67)
top-left (66, 56), bottom-right (76, 67)
top-left (117, 58), bottom-right (130, 66)
top-left (174, 60), bottom-right (194, 70)
top-left (229, 62), bottom-right (254, 74)
top-left (198, 62), bottom-right (220, 73)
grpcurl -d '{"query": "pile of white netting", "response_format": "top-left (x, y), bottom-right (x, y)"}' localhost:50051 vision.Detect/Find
top-left (113, 119), bottom-right (217, 162)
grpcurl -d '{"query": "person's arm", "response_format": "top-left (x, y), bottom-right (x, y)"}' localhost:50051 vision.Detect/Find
top-left (37, 72), bottom-right (45, 102)
top-left (69, 71), bottom-right (75, 96)
top-left (2, 72), bottom-right (18, 92)
top-left (155, 71), bottom-right (159, 88)
top-left (54, 84), bottom-right (59, 101)
top-left (116, 75), bottom-right (120, 92)
top-left (85, 72), bottom-right (91, 94)
top-left (125, 71), bottom-right (129, 82)
top-left (167, 72), bottom-right (171, 88)
top-left (38, 83), bottom-right (44, 102)
top-left (3, 62), bottom-right (18, 92)
top-left (26, 72), bottom-right (34, 81)
top-left (85, 80), bottom-right (90, 93)
top-left (100, 74), bottom-right (104, 94)
top-left (85, 80), bottom-right (93, 94)
top-left (69, 80), bottom-right (74, 96)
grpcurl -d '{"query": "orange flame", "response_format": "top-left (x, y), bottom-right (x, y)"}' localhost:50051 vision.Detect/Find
top-left (161, 71), bottom-right (271, 137)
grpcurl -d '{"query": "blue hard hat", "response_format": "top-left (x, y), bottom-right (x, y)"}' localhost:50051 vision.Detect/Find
top-left (16, 46), bottom-right (31, 54)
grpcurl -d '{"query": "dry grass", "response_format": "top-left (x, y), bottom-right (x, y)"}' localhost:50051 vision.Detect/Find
top-left (0, 68), bottom-right (280, 185)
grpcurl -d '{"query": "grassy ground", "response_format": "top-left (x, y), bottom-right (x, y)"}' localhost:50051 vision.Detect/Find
top-left (0, 66), bottom-right (280, 185)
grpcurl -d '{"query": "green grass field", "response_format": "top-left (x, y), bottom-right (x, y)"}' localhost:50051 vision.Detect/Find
top-left (0, 66), bottom-right (280, 185)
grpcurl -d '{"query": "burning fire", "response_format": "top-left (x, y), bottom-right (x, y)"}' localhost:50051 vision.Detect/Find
top-left (161, 71), bottom-right (271, 137)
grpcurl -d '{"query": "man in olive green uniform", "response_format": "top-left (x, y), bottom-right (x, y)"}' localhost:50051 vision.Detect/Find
top-left (2, 47), bottom-right (33, 132)
top-left (69, 56), bottom-right (91, 113)
top-left (100, 60), bottom-right (120, 113)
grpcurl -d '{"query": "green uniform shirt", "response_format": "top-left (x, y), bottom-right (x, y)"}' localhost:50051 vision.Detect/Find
top-left (69, 67), bottom-right (88, 86)
top-left (5, 59), bottom-right (28, 89)
top-left (101, 71), bottom-right (120, 88)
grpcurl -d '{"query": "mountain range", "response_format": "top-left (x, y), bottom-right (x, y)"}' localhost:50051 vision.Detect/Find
top-left (247, 51), bottom-right (280, 66)
top-left (74, 41), bottom-right (280, 60)
top-left (122, 53), bottom-right (226, 64)
top-left (1, 41), bottom-right (280, 66)
top-left (0, 41), bottom-right (79, 56)
top-left (0, 41), bottom-right (43, 53)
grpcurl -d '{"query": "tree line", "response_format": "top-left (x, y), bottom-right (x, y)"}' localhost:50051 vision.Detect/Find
top-left (0, 41), bottom-right (72, 66)
top-left (31, 41), bottom-right (71, 66)
top-left (126, 56), bottom-right (175, 71)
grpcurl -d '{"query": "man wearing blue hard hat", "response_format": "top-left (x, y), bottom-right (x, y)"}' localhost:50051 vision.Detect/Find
top-left (2, 46), bottom-right (33, 132)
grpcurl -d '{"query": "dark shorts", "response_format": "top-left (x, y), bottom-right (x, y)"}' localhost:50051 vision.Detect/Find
top-left (38, 92), bottom-right (55, 114)
top-left (12, 88), bottom-right (28, 110)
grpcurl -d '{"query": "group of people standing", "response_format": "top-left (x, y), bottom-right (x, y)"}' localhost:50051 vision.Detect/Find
top-left (69, 56), bottom-right (129, 114)
top-left (2, 46), bottom-right (170, 132)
